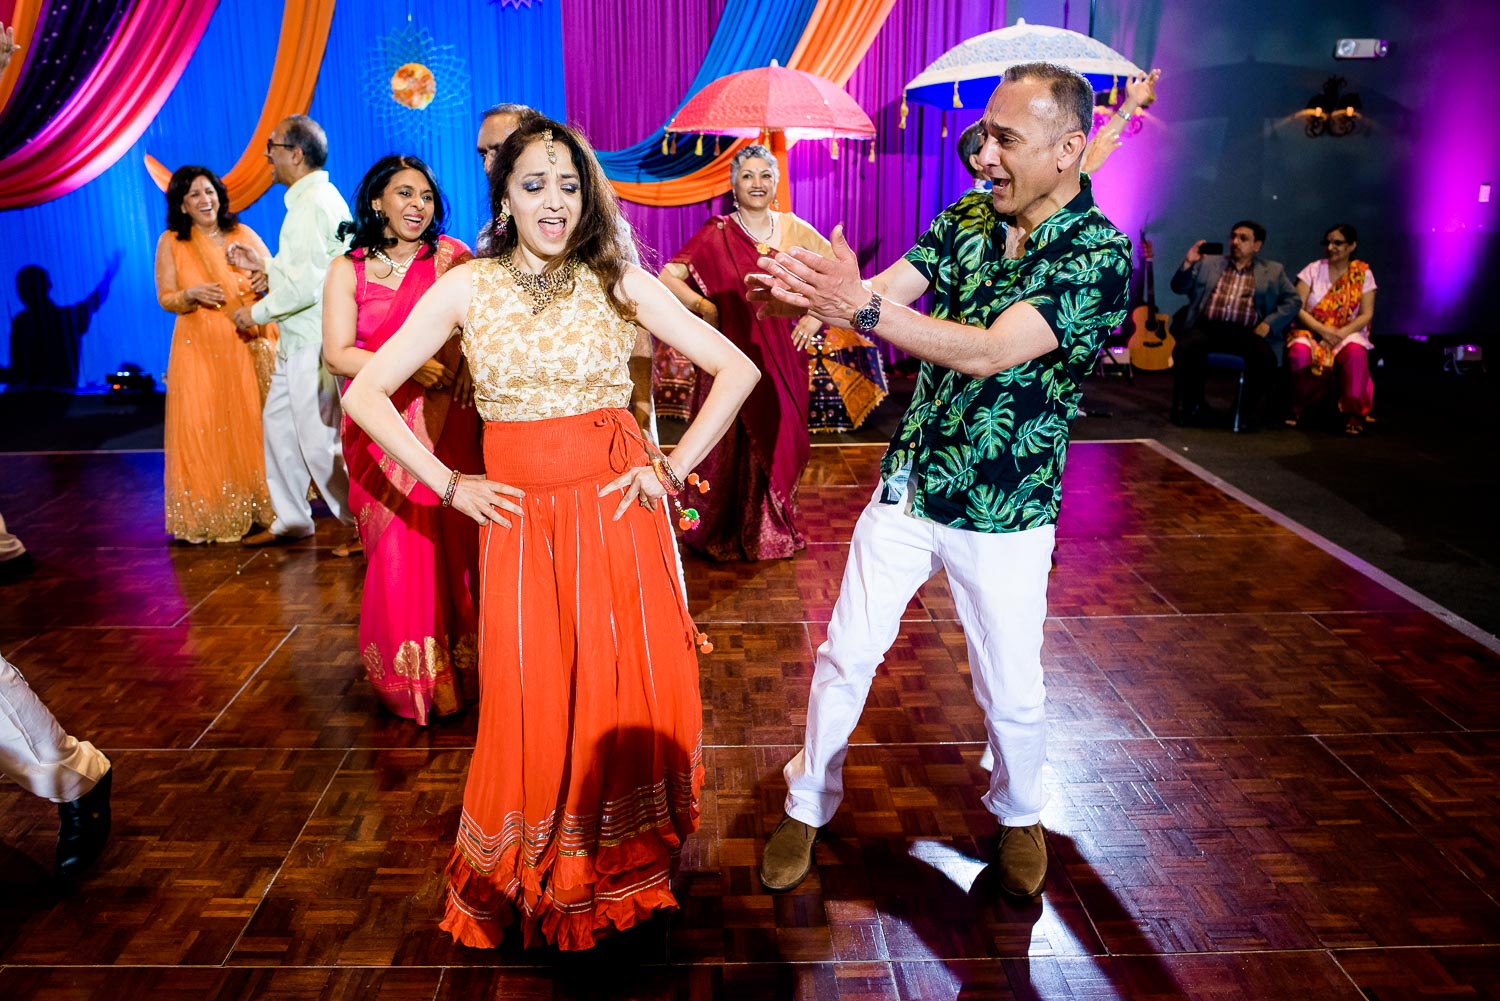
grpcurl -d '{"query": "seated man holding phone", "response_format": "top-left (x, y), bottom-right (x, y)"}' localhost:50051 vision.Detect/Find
top-left (1168, 220), bottom-right (1300, 429)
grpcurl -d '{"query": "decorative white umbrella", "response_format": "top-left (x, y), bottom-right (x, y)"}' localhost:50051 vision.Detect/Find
top-left (904, 19), bottom-right (1144, 109)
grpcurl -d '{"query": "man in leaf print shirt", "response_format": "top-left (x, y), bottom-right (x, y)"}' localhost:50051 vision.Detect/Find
top-left (751, 63), bottom-right (1131, 898)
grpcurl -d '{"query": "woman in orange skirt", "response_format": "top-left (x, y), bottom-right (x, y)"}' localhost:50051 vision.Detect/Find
top-left (342, 115), bottom-right (759, 950)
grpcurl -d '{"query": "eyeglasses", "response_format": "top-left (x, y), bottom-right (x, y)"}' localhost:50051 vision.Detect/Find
top-left (265, 139), bottom-right (297, 154)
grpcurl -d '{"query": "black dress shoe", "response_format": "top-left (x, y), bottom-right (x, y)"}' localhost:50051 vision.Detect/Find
top-left (56, 768), bottom-right (112, 877)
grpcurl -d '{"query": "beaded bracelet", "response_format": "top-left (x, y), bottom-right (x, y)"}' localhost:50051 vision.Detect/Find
top-left (440, 469), bottom-right (461, 508)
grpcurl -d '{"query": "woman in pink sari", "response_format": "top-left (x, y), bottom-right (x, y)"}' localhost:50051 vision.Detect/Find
top-left (323, 155), bottom-right (481, 723)
top-left (658, 145), bottom-right (829, 561)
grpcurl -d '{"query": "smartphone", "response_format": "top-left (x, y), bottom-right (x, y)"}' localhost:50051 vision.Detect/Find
top-left (1200, 241), bottom-right (1224, 256)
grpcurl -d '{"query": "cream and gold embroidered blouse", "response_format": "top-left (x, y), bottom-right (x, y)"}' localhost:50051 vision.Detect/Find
top-left (462, 257), bottom-right (635, 422)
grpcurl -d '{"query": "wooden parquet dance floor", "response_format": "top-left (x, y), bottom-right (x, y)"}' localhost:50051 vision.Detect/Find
top-left (2, 441), bottom-right (1498, 1000)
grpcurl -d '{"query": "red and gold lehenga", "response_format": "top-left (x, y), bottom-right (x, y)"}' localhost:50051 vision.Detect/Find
top-left (659, 213), bottom-right (828, 561)
top-left (440, 258), bottom-right (703, 950)
top-left (343, 235), bottom-right (481, 723)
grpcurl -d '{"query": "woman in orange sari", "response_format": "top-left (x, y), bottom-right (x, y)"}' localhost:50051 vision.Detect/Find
top-left (154, 166), bottom-right (277, 542)
top-left (1286, 223), bottom-right (1377, 435)
top-left (343, 118), bottom-right (759, 950)
top-left (323, 155), bottom-right (480, 725)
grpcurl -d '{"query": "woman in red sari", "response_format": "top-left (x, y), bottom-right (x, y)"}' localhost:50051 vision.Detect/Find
top-left (323, 155), bottom-right (480, 724)
top-left (658, 145), bottom-right (829, 561)
top-left (1286, 223), bottom-right (1377, 435)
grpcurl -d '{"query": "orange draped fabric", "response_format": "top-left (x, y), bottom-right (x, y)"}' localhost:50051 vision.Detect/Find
top-left (144, 0), bottom-right (337, 211)
top-left (0, 0), bottom-right (41, 114)
top-left (611, 0), bottom-right (898, 207)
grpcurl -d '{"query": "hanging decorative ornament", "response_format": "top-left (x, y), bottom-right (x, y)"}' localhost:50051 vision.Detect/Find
top-left (899, 93), bottom-right (909, 130)
top-left (363, 24), bottom-right (469, 144)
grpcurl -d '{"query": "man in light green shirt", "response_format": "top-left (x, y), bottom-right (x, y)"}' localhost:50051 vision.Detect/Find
top-left (230, 115), bottom-right (353, 546)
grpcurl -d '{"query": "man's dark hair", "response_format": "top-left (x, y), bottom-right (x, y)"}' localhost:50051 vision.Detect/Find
top-left (282, 115), bottom-right (328, 169)
top-left (165, 165), bottom-right (239, 240)
top-left (1001, 62), bottom-right (1094, 139)
top-left (1233, 219), bottom-right (1267, 244)
top-left (956, 122), bottom-right (986, 177)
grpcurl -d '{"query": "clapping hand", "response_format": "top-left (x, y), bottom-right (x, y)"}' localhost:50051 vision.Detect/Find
top-left (1124, 68), bottom-right (1161, 110)
top-left (249, 270), bottom-right (269, 296)
top-left (232, 306), bottom-right (256, 331)
top-left (754, 224), bottom-right (868, 329)
top-left (225, 242), bottom-right (266, 272)
top-left (186, 282), bottom-right (225, 308)
top-left (0, 23), bottom-right (19, 73)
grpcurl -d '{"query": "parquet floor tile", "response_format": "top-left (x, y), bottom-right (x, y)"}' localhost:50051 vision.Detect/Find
top-left (892, 951), bottom-right (1363, 1001)
top-left (683, 545), bottom-right (947, 625)
top-left (1061, 613), bottom-right (1461, 736)
top-left (0, 966), bottom-right (443, 1001)
top-left (1320, 731), bottom-right (1500, 899)
top-left (1313, 610), bottom-right (1500, 729)
top-left (198, 624), bottom-right (479, 750)
top-left (1334, 946), bottom-right (1500, 999)
top-left (1112, 533), bottom-right (1418, 614)
top-left (0, 626), bottom-right (290, 748)
top-left (0, 545), bottom-right (251, 641)
top-left (225, 747), bottom-right (478, 969)
top-left (0, 748), bottom-right (345, 966)
top-left (185, 547), bottom-right (365, 627)
top-left (1046, 735), bottom-right (1500, 953)
top-left (2, 443), bottom-right (1497, 999)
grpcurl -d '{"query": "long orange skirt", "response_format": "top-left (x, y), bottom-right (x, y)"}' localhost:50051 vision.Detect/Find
top-left (439, 408), bottom-right (704, 951)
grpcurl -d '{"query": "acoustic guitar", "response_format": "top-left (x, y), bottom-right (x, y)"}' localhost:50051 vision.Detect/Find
top-left (1125, 236), bottom-right (1174, 371)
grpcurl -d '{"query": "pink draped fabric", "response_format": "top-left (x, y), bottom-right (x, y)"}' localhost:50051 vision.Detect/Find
top-left (0, 0), bottom-right (216, 209)
top-left (344, 237), bottom-right (483, 725)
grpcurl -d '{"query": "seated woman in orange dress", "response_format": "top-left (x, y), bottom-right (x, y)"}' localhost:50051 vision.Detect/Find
top-left (342, 117), bottom-right (759, 950)
top-left (154, 166), bottom-right (277, 543)
top-left (323, 155), bottom-right (481, 725)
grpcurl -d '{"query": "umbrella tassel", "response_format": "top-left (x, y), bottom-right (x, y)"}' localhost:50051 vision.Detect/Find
top-left (941, 113), bottom-right (948, 139)
top-left (953, 80), bottom-right (962, 109)
top-left (713, 135), bottom-right (721, 155)
top-left (672, 134), bottom-right (679, 154)
top-left (868, 136), bottom-right (876, 163)
top-left (830, 136), bottom-right (839, 160)
top-left (661, 133), bottom-right (670, 156)
top-left (899, 93), bottom-right (908, 130)
top-left (694, 133), bottom-right (703, 156)
top-left (1109, 76), bottom-right (1119, 105)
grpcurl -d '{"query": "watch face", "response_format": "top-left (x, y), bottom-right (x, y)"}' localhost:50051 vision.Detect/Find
top-left (853, 294), bottom-right (881, 331)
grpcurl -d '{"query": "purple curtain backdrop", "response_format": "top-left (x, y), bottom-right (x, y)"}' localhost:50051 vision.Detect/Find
top-left (563, 0), bottom-right (1008, 280)
top-left (0, 0), bottom-right (134, 158)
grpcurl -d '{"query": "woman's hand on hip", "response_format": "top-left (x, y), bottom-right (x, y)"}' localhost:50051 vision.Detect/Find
top-left (451, 475), bottom-right (525, 527)
top-left (600, 465), bottom-right (669, 522)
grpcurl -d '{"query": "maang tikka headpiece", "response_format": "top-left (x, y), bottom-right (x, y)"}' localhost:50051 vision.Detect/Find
top-left (542, 128), bottom-right (557, 165)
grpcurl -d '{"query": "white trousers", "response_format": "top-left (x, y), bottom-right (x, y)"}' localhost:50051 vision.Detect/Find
top-left (0, 652), bottom-right (110, 803)
top-left (784, 484), bottom-right (1055, 828)
top-left (262, 343), bottom-right (351, 536)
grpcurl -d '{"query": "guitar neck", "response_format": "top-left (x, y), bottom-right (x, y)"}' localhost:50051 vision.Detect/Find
top-left (1143, 256), bottom-right (1157, 312)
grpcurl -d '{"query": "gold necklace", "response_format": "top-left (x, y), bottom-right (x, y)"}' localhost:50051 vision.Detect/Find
top-left (734, 210), bottom-right (776, 254)
top-left (373, 246), bottom-right (420, 277)
top-left (500, 253), bottom-right (579, 315)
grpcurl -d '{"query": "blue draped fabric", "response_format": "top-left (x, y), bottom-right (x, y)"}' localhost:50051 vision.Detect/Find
top-left (0, 0), bottom-right (134, 158)
top-left (0, 0), bottom-right (566, 389)
top-left (593, 0), bottom-right (819, 183)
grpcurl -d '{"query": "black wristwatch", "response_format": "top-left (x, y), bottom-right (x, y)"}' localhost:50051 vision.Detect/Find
top-left (851, 291), bottom-right (882, 332)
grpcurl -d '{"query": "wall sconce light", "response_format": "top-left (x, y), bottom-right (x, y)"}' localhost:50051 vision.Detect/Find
top-left (1302, 76), bottom-right (1362, 137)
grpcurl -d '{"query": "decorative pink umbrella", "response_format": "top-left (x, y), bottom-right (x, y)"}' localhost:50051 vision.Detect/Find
top-left (665, 60), bottom-right (875, 211)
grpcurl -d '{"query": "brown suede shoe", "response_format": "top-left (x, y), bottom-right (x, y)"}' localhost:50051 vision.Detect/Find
top-left (996, 822), bottom-right (1048, 897)
top-left (760, 815), bottom-right (820, 892)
